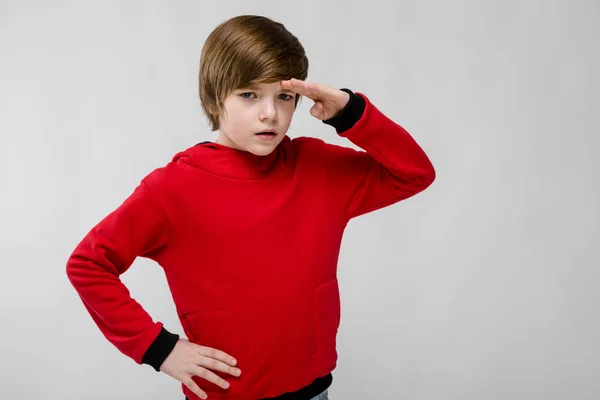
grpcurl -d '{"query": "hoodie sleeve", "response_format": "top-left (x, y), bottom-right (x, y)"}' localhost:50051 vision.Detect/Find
top-left (65, 179), bottom-right (178, 369)
top-left (320, 89), bottom-right (436, 219)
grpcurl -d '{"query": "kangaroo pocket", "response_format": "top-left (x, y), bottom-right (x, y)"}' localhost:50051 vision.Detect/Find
top-left (181, 311), bottom-right (244, 399)
top-left (314, 278), bottom-right (341, 368)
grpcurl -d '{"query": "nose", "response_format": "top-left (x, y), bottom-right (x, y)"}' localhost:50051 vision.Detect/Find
top-left (259, 99), bottom-right (278, 121)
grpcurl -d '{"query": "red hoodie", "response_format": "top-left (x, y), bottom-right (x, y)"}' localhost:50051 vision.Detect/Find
top-left (66, 91), bottom-right (435, 400)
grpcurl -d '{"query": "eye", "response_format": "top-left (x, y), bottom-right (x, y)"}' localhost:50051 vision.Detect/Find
top-left (239, 92), bottom-right (293, 101)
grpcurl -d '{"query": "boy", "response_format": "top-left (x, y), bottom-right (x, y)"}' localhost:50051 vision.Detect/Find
top-left (66, 14), bottom-right (435, 400)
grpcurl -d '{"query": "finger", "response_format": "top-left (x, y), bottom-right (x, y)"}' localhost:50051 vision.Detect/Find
top-left (197, 345), bottom-right (237, 367)
top-left (281, 78), bottom-right (323, 99)
top-left (310, 103), bottom-right (323, 116)
top-left (197, 354), bottom-right (242, 377)
top-left (191, 365), bottom-right (231, 390)
top-left (183, 378), bottom-right (208, 400)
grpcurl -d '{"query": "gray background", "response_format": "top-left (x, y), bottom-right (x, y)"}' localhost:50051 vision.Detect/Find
top-left (1, 1), bottom-right (598, 399)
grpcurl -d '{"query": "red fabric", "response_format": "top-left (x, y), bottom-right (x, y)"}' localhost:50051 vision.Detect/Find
top-left (66, 93), bottom-right (435, 399)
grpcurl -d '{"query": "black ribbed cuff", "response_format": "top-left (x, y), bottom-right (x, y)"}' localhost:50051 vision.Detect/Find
top-left (322, 88), bottom-right (366, 134)
top-left (141, 327), bottom-right (180, 372)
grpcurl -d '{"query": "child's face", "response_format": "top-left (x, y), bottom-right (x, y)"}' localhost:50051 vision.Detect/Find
top-left (215, 81), bottom-right (297, 155)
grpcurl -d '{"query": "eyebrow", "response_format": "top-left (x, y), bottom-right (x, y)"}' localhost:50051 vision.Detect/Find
top-left (239, 84), bottom-right (294, 93)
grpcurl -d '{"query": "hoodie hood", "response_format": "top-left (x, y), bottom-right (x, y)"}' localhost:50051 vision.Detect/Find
top-left (172, 135), bottom-right (292, 180)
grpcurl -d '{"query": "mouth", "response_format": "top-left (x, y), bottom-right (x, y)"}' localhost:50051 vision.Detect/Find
top-left (255, 130), bottom-right (277, 136)
top-left (255, 130), bottom-right (278, 140)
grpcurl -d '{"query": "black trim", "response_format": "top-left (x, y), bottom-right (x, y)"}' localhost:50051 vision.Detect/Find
top-left (184, 373), bottom-right (332, 400)
top-left (260, 373), bottom-right (333, 400)
top-left (141, 327), bottom-right (180, 372)
top-left (322, 88), bottom-right (366, 134)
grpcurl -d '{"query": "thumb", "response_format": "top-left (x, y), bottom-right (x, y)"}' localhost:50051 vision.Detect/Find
top-left (310, 102), bottom-right (322, 118)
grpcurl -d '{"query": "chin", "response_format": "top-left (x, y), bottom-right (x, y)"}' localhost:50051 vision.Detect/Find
top-left (246, 138), bottom-right (283, 156)
top-left (247, 145), bottom-right (277, 156)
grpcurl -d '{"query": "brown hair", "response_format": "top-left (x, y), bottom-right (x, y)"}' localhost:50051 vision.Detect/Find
top-left (198, 15), bottom-right (309, 131)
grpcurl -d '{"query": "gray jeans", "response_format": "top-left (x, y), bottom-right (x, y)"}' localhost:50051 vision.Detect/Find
top-left (312, 389), bottom-right (329, 400)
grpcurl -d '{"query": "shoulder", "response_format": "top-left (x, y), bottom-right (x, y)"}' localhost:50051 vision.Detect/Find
top-left (289, 136), bottom-right (330, 165)
top-left (291, 135), bottom-right (360, 159)
top-left (291, 135), bottom-right (326, 150)
top-left (291, 135), bottom-right (353, 155)
top-left (141, 141), bottom-right (204, 185)
top-left (137, 155), bottom-right (190, 199)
